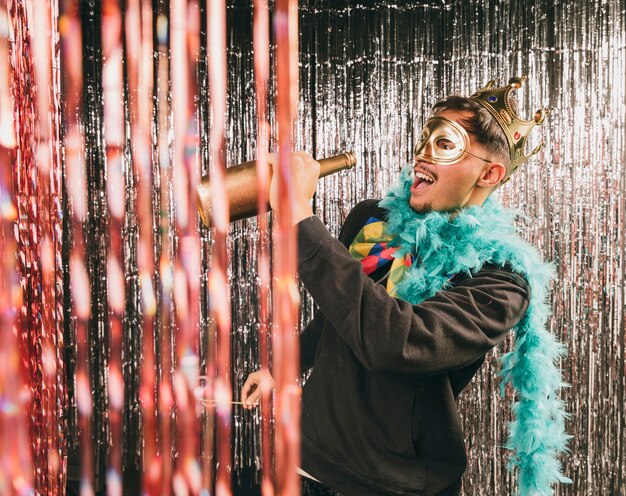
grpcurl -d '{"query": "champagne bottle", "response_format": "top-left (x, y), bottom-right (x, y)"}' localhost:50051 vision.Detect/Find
top-left (196, 152), bottom-right (357, 227)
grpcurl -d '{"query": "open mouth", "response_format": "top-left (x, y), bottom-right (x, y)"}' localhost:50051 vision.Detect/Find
top-left (411, 169), bottom-right (435, 193)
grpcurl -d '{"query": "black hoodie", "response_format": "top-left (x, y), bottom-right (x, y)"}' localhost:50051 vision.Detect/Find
top-left (297, 199), bottom-right (530, 496)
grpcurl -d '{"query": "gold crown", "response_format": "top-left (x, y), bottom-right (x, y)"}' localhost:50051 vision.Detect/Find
top-left (469, 76), bottom-right (547, 172)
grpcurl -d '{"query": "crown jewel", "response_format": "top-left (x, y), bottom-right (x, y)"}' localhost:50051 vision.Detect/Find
top-left (469, 76), bottom-right (546, 172)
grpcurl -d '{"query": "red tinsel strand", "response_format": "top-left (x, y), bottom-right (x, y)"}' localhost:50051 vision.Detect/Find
top-left (252, 0), bottom-right (274, 493)
top-left (273, 0), bottom-right (301, 494)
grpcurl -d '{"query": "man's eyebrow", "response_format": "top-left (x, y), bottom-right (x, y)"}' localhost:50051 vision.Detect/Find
top-left (456, 118), bottom-right (476, 134)
top-left (455, 118), bottom-right (474, 131)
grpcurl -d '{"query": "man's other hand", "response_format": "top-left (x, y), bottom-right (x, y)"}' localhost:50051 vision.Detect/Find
top-left (240, 369), bottom-right (276, 410)
top-left (267, 151), bottom-right (320, 225)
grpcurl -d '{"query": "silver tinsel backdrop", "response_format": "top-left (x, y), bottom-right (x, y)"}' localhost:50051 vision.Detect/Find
top-left (48, 0), bottom-right (624, 494)
top-left (228, 1), bottom-right (625, 494)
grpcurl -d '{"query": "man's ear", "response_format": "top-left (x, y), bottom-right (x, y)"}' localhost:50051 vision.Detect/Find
top-left (477, 162), bottom-right (507, 187)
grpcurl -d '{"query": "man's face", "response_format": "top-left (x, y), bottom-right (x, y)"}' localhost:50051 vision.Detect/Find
top-left (409, 109), bottom-right (498, 214)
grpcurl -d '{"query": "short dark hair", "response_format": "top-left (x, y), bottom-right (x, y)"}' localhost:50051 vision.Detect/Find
top-left (431, 96), bottom-right (512, 174)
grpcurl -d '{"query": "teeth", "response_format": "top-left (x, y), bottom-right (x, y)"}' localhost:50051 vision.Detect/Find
top-left (414, 171), bottom-right (434, 182)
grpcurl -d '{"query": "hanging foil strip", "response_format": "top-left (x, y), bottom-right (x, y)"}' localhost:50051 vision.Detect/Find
top-left (59, 0), bottom-right (80, 466)
top-left (293, 1), bottom-right (625, 495)
top-left (0, 1), bottom-right (34, 494)
top-left (230, 0), bottom-right (626, 494)
top-left (252, 0), bottom-right (274, 494)
top-left (31, 0), bottom-right (66, 491)
top-left (77, 1), bottom-right (111, 492)
top-left (117, 0), bottom-right (143, 491)
top-left (8, 0), bottom-right (67, 494)
top-left (163, 0), bottom-right (204, 493)
top-left (10, 4), bottom-right (48, 493)
top-left (0, 135), bottom-right (34, 495)
top-left (171, 0), bottom-right (203, 493)
top-left (196, 2), bottom-right (215, 490)
top-left (101, 0), bottom-right (125, 494)
top-left (272, 0), bottom-right (302, 494)
top-left (124, 0), bottom-right (160, 494)
top-left (205, 0), bottom-right (233, 493)
top-left (225, 2), bottom-right (256, 487)
top-left (3, 0), bottom-right (624, 494)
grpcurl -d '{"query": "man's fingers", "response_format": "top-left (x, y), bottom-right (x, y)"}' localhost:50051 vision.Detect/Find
top-left (241, 374), bottom-right (263, 409)
top-left (246, 389), bottom-right (262, 408)
top-left (241, 376), bottom-right (258, 402)
top-left (241, 370), bottom-right (276, 410)
top-left (266, 152), bottom-right (278, 167)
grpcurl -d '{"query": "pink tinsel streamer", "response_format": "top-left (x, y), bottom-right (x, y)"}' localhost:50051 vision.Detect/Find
top-left (253, 0), bottom-right (274, 493)
top-left (8, 0), bottom-right (66, 494)
top-left (206, 1), bottom-right (232, 495)
top-left (273, 0), bottom-right (301, 494)
top-left (1, 1), bottom-right (34, 494)
top-left (102, 1), bottom-right (125, 494)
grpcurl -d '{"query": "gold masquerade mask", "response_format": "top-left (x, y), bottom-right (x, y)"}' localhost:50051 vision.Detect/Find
top-left (413, 116), bottom-right (492, 166)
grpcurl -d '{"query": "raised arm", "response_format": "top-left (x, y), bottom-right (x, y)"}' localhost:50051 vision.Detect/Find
top-left (296, 215), bottom-right (530, 376)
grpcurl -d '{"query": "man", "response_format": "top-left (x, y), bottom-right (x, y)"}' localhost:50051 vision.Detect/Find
top-left (242, 77), bottom-right (569, 496)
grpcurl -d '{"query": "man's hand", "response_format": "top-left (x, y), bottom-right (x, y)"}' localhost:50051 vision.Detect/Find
top-left (240, 369), bottom-right (276, 410)
top-left (267, 151), bottom-right (320, 225)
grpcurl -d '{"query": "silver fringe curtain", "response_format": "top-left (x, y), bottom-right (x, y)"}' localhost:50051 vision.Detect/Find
top-left (289, 1), bottom-right (624, 494)
top-left (231, 1), bottom-right (626, 494)
top-left (7, 0), bottom-right (623, 494)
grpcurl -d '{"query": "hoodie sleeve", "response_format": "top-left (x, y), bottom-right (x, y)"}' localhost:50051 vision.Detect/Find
top-left (296, 214), bottom-right (530, 376)
top-left (299, 310), bottom-right (326, 373)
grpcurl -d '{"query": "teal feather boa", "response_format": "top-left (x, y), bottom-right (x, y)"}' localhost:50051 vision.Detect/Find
top-left (379, 166), bottom-right (572, 495)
